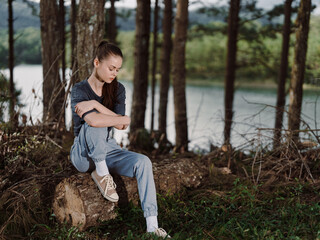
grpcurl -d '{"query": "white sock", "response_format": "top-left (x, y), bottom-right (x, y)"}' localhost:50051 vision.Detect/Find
top-left (146, 216), bottom-right (158, 232)
top-left (95, 160), bottom-right (109, 176)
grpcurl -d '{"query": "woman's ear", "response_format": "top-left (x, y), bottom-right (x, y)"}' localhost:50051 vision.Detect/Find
top-left (93, 58), bottom-right (99, 67)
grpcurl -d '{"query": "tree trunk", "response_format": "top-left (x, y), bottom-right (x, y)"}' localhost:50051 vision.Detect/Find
top-left (223, 0), bottom-right (241, 145)
top-left (59, 0), bottom-right (66, 85)
top-left (70, 0), bottom-right (77, 65)
top-left (172, 0), bottom-right (188, 152)
top-left (288, 0), bottom-right (311, 144)
top-left (56, 0), bottom-right (66, 131)
top-left (106, 0), bottom-right (117, 43)
top-left (40, 0), bottom-right (65, 123)
top-left (273, 0), bottom-right (293, 148)
top-left (75, 0), bottom-right (105, 83)
top-left (53, 158), bottom-right (208, 231)
top-left (158, 0), bottom-right (173, 139)
top-left (8, 0), bottom-right (16, 126)
top-left (130, 0), bottom-right (151, 133)
top-left (150, 0), bottom-right (159, 132)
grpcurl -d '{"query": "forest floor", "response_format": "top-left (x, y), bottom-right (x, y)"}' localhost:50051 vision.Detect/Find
top-left (0, 125), bottom-right (320, 240)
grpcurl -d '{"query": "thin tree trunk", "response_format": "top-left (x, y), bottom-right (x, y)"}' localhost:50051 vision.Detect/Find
top-left (58, 0), bottom-right (66, 129)
top-left (130, 0), bottom-right (151, 133)
top-left (273, 0), bottom-right (293, 148)
top-left (70, 0), bottom-right (77, 86)
top-left (59, 0), bottom-right (66, 85)
top-left (223, 0), bottom-right (241, 145)
top-left (158, 0), bottom-right (173, 139)
top-left (150, 0), bottom-right (159, 132)
top-left (75, 0), bottom-right (105, 83)
top-left (8, 0), bottom-right (16, 126)
top-left (288, 0), bottom-right (311, 144)
top-left (40, 0), bottom-right (64, 123)
top-left (107, 0), bottom-right (117, 43)
top-left (172, 0), bottom-right (188, 152)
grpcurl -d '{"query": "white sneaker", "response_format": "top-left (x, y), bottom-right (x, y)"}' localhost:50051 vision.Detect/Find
top-left (151, 228), bottom-right (171, 239)
top-left (91, 171), bottom-right (119, 202)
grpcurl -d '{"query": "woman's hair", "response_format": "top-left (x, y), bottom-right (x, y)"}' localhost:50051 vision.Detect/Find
top-left (94, 40), bottom-right (123, 110)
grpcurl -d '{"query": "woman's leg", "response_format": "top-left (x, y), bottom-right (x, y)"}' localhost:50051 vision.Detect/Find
top-left (70, 123), bottom-right (118, 201)
top-left (106, 145), bottom-right (171, 237)
top-left (105, 145), bottom-right (158, 218)
top-left (70, 122), bottom-right (110, 171)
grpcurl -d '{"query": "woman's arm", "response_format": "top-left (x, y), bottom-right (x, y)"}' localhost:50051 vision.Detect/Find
top-left (75, 100), bottom-right (127, 129)
top-left (84, 112), bottom-right (130, 128)
top-left (75, 100), bottom-right (116, 117)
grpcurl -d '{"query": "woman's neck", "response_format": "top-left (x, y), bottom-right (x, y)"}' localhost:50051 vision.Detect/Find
top-left (88, 73), bottom-right (104, 97)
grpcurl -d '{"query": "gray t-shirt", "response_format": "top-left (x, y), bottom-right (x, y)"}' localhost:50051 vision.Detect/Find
top-left (71, 79), bottom-right (126, 136)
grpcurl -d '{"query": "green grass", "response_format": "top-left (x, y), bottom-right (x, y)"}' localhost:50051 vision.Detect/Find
top-left (27, 179), bottom-right (320, 240)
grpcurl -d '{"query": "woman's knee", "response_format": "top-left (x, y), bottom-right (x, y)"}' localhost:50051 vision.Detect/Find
top-left (135, 154), bottom-right (153, 171)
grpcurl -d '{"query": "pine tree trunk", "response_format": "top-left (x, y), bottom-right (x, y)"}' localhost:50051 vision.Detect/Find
top-left (70, 0), bottom-right (78, 88)
top-left (223, 0), bottom-right (241, 145)
top-left (59, 0), bottom-right (66, 85)
top-left (172, 0), bottom-right (188, 152)
top-left (130, 0), bottom-right (151, 133)
top-left (273, 0), bottom-right (293, 148)
top-left (40, 0), bottom-right (64, 123)
top-left (75, 0), bottom-right (105, 83)
top-left (56, 0), bottom-right (66, 131)
top-left (158, 0), bottom-right (173, 139)
top-left (107, 0), bottom-right (117, 43)
top-left (8, 0), bottom-right (16, 126)
top-left (288, 0), bottom-right (311, 144)
top-left (53, 158), bottom-right (208, 231)
top-left (150, 0), bottom-right (159, 132)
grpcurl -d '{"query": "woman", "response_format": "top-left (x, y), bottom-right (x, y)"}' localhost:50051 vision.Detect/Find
top-left (70, 40), bottom-right (171, 238)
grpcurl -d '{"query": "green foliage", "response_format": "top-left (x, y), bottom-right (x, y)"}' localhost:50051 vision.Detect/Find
top-left (186, 31), bottom-right (226, 79)
top-left (0, 12), bottom-right (319, 86)
top-left (0, 27), bottom-right (41, 69)
top-left (0, 72), bottom-right (10, 122)
top-left (0, 72), bottom-right (22, 123)
top-left (15, 27), bottom-right (42, 65)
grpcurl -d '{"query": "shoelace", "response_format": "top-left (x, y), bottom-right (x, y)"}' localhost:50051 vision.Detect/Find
top-left (100, 175), bottom-right (117, 192)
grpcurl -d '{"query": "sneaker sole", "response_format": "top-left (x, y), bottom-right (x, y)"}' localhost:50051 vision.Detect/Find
top-left (91, 172), bottom-right (119, 202)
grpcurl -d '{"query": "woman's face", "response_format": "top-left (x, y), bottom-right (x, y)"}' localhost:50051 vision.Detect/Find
top-left (94, 54), bottom-right (122, 84)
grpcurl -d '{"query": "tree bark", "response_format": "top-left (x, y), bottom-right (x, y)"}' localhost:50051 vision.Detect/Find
top-left (288, 0), bottom-right (311, 144)
top-left (8, 0), bottom-right (16, 126)
top-left (172, 0), bottom-right (188, 152)
top-left (59, 0), bottom-right (66, 85)
top-left (53, 158), bottom-right (208, 231)
top-left (40, 0), bottom-right (65, 123)
top-left (130, 0), bottom-right (151, 133)
top-left (158, 0), bottom-right (173, 139)
top-left (273, 0), bottom-right (293, 148)
top-left (106, 0), bottom-right (117, 43)
top-left (70, 0), bottom-right (77, 86)
top-left (150, 0), bottom-right (159, 132)
top-left (75, 0), bottom-right (105, 83)
top-left (223, 0), bottom-right (241, 145)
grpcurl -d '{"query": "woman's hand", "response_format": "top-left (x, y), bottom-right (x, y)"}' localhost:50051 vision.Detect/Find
top-left (114, 116), bottom-right (130, 130)
top-left (75, 100), bottom-right (96, 118)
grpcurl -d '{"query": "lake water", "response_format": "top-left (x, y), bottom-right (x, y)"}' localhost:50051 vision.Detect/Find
top-left (3, 64), bottom-right (320, 151)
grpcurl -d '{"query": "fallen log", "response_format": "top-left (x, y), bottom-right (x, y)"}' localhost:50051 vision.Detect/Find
top-left (52, 157), bottom-right (209, 230)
